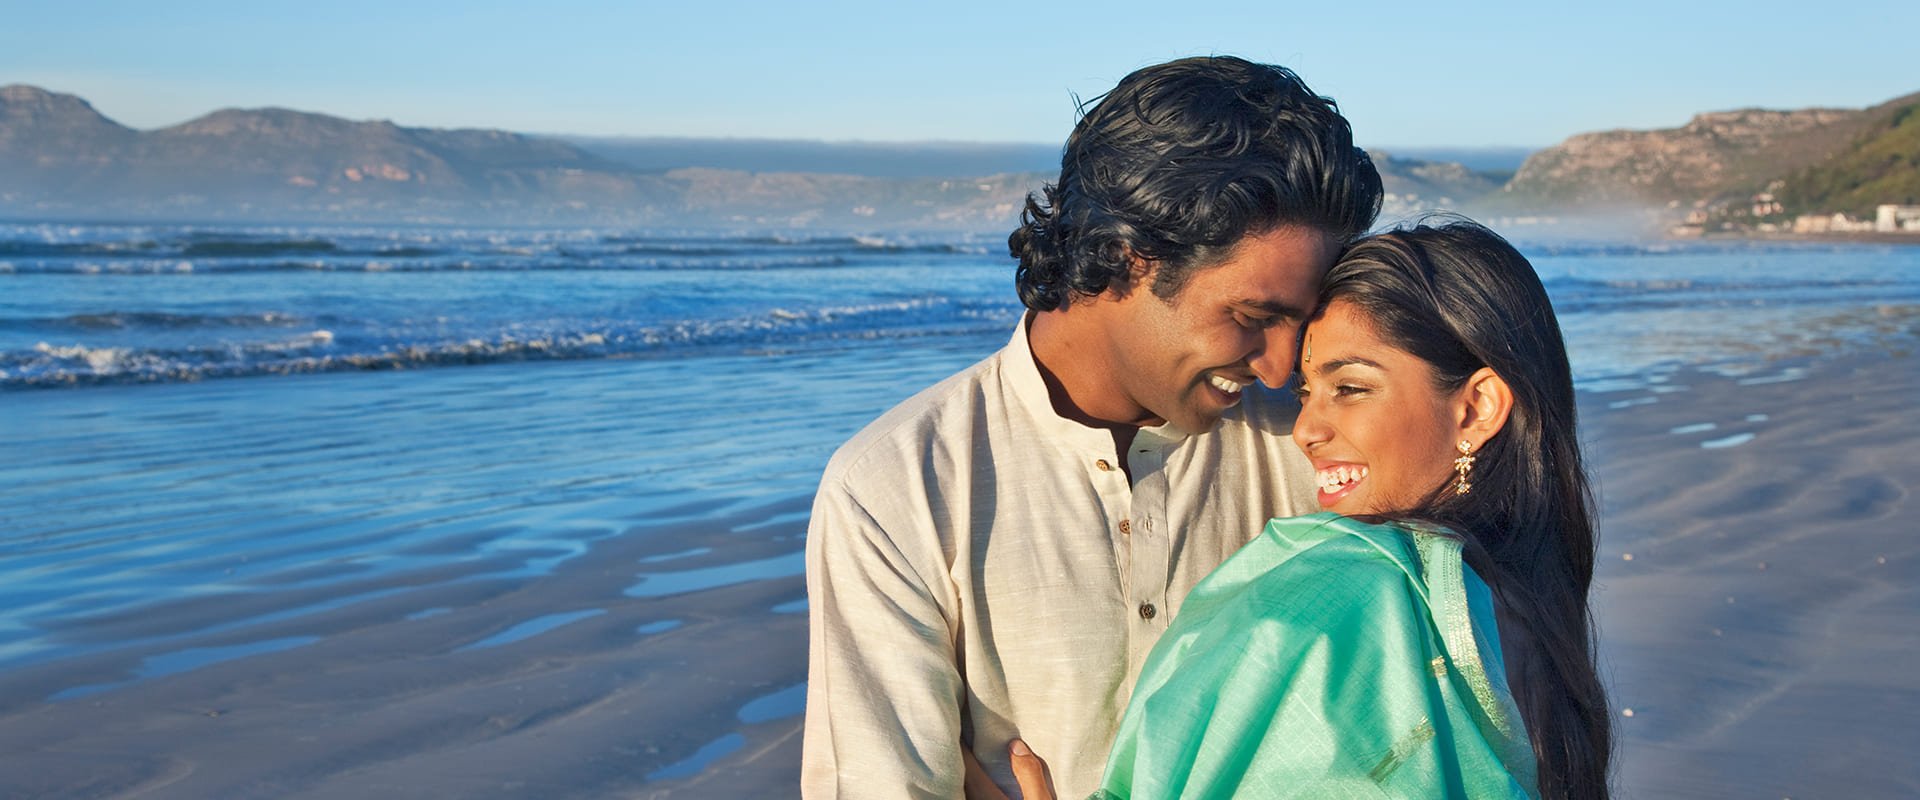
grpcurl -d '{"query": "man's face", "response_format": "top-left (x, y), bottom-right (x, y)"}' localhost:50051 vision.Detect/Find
top-left (1097, 224), bottom-right (1338, 434)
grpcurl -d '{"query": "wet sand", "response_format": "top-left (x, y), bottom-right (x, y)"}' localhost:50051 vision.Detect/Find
top-left (0, 491), bottom-right (817, 798)
top-left (0, 347), bottom-right (1914, 797)
top-left (1586, 352), bottom-right (1920, 798)
top-left (0, 491), bottom-right (815, 798)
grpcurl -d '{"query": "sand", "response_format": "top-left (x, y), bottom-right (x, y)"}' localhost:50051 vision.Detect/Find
top-left (0, 492), bottom-right (814, 799)
top-left (1584, 352), bottom-right (1920, 798)
top-left (0, 347), bottom-right (1914, 797)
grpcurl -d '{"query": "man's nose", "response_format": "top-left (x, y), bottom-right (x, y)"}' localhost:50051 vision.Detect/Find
top-left (1249, 329), bottom-right (1296, 388)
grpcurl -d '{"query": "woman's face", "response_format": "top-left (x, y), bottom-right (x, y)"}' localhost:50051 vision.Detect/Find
top-left (1291, 298), bottom-right (1466, 514)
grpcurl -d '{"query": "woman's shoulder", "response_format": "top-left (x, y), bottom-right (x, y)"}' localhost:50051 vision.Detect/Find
top-left (1261, 508), bottom-right (1390, 541)
top-left (1183, 513), bottom-right (1457, 620)
top-left (1175, 512), bottom-right (1475, 635)
top-left (1258, 511), bottom-right (1453, 573)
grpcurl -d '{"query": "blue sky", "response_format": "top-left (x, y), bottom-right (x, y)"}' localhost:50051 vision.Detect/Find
top-left (5, 0), bottom-right (1914, 148)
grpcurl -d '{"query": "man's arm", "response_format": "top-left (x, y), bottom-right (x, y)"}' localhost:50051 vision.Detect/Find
top-left (803, 477), bottom-right (967, 799)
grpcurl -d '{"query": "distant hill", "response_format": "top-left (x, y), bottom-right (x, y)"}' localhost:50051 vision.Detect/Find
top-left (562, 140), bottom-right (1536, 183)
top-left (1368, 150), bottom-right (1507, 217)
top-left (0, 85), bottom-right (1050, 229)
top-left (1774, 95), bottom-right (1920, 218)
top-left (0, 84), bottom-right (141, 198)
top-left (560, 136), bottom-right (1061, 179)
top-left (0, 84), bottom-right (1512, 229)
top-left (1372, 146), bottom-right (1534, 173)
top-left (0, 85), bottom-right (690, 223)
top-left (1497, 91), bottom-right (1920, 212)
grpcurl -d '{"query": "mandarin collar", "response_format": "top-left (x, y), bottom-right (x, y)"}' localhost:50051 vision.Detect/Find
top-left (1003, 314), bottom-right (1194, 457)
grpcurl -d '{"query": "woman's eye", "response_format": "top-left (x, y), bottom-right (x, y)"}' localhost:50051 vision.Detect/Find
top-left (1289, 385), bottom-right (1310, 402)
top-left (1333, 384), bottom-right (1370, 398)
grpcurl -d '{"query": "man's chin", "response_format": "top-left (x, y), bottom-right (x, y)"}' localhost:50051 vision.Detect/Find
top-left (1163, 411), bottom-right (1225, 436)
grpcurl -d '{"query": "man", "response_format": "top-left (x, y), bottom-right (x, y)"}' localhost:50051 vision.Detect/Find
top-left (804, 56), bottom-right (1382, 798)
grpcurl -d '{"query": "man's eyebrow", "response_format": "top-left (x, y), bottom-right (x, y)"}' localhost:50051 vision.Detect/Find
top-left (1235, 298), bottom-right (1311, 319)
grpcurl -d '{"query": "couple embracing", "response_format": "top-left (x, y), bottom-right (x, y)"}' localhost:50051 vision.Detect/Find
top-left (803, 56), bottom-right (1611, 799)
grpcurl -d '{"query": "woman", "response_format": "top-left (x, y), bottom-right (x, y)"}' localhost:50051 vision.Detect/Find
top-left (1006, 221), bottom-right (1611, 798)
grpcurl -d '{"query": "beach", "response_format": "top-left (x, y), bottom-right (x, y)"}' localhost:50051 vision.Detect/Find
top-left (1587, 350), bottom-right (1920, 798)
top-left (2, 224), bottom-right (1917, 797)
top-left (0, 345), bottom-right (1910, 797)
top-left (0, 353), bottom-right (857, 799)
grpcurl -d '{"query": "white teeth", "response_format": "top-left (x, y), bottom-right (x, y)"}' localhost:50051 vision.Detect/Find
top-left (1208, 374), bottom-right (1244, 394)
top-left (1316, 466), bottom-right (1368, 492)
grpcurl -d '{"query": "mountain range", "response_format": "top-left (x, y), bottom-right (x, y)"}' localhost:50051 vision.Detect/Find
top-left (1773, 99), bottom-right (1920, 219)
top-left (0, 85), bottom-right (1525, 229)
top-left (3, 84), bottom-right (1915, 230)
top-left (1498, 89), bottom-right (1920, 219)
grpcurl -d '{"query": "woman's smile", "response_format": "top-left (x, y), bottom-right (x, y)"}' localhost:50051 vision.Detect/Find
top-left (1311, 462), bottom-right (1369, 506)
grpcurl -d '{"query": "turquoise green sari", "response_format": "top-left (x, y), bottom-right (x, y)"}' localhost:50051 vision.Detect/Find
top-left (1098, 513), bottom-right (1538, 799)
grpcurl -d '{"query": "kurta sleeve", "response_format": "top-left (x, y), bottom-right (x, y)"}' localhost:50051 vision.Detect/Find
top-left (802, 476), bottom-right (965, 799)
top-left (1099, 522), bottom-right (1534, 800)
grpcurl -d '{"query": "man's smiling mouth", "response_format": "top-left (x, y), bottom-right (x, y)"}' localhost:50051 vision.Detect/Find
top-left (1207, 374), bottom-right (1245, 395)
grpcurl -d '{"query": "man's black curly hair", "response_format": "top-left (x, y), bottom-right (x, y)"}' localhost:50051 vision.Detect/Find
top-left (1010, 56), bottom-right (1383, 311)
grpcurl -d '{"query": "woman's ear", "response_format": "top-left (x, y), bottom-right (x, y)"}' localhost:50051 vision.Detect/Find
top-left (1456, 366), bottom-right (1514, 446)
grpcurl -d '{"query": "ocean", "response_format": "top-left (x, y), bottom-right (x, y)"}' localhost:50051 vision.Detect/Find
top-left (5, 221), bottom-right (1916, 392)
top-left (1, 220), bottom-right (1917, 792)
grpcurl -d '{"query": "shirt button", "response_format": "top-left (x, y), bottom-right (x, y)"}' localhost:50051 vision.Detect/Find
top-left (1138, 603), bottom-right (1157, 620)
top-left (1118, 519), bottom-right (1131, 535)
top-left (1095, 459), bottom-right (1113, 471)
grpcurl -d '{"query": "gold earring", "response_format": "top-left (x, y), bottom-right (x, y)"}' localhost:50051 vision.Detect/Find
top-left (1452, 440), bottom-right (1476, 495)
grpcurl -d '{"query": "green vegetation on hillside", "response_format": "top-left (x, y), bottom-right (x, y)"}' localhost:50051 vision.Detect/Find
top-left (1777, 102), bottom-right (1920, 218)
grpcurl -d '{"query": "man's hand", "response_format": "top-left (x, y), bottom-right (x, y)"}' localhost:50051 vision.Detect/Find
top-left (1008, 740), bottom-right (1056, 799)
top-left (961, 740), bottom-right (1056, 800)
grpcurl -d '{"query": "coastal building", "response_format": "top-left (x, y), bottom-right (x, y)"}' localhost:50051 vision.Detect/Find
top-left (1667, 208), bottom-right (1710, 237)
top-left (1793, 212), bottom-right (1878, 234)
top-left (1875, 204), bottom-right (1920, 232)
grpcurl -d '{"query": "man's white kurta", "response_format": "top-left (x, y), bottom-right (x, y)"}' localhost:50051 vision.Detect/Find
top-left (803, 319), bottom-right (1318, 799)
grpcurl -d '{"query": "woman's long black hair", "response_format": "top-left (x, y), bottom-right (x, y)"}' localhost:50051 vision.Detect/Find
top-left (1322, 220), bottom-right (1611, 799)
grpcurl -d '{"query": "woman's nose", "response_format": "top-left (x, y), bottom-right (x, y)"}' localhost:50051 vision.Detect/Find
top-left (1291, 392), bottom-right (1329, 453)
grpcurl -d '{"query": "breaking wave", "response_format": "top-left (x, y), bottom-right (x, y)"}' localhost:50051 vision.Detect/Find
top-left (1, 299), bottom-right (1021, 388)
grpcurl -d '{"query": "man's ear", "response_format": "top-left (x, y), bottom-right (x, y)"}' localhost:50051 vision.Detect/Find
top-left (1455, 367), bottom-right (1514, 446)
top-left (1105, 253), bottom-right (1155, 300)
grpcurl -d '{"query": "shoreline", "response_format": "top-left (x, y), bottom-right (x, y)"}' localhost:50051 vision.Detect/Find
top-left (1689, 230), bottom-right (1920, 246)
